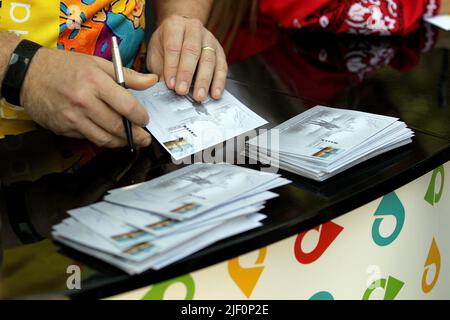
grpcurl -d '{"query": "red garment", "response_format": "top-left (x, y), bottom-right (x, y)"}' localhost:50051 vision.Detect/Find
top-left (259, 0), bottom-right (441, 35)
top-left (226, 14), bottom-right (281, 64)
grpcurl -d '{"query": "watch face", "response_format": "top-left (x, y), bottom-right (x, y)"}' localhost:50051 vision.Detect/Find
top-left (9, 53), bottom-right (20, 65)
top-left (8, 53), bottom-right (31, 69)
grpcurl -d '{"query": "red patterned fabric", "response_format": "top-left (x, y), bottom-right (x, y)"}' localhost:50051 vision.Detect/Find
top-left (259, 0), bottom-right (441, 35)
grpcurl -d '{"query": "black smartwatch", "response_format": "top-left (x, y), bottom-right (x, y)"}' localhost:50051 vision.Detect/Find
top-left (1, 39), bottom-right (42, 107)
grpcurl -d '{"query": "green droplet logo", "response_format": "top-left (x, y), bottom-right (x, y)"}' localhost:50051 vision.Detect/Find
top-left (424, 166), bottom-right (445, 206)
top-left (142, 274), bottom-right (195, 300)
top-left (362, 275), bottom-right (404, 300)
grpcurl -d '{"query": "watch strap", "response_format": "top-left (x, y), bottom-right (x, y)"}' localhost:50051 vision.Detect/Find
top-left (1, 39), bottom-right (42, 107)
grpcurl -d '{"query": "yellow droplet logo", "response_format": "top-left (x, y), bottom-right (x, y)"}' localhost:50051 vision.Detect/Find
top-left (422, 238), bottom-right (441, 293)
top-left (228, 247), bottom-right (267, 299)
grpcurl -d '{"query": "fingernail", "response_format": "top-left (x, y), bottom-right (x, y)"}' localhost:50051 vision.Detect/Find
top-left (178, 81), bottom-right (189, 94)
top-left (198, 88), bottom-right (206, 100)
top-left (169, 77), bottom-right (176, 88)
top-left (143, 74), bottom-right (158, 84)
top-left (214, 88), bottom-right (222, 98)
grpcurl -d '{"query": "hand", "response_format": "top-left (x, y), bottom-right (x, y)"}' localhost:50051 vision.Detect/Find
top-left (21, 48), bottom-right (158, 148)
top-left (147, 15), bottom-right (228, 102)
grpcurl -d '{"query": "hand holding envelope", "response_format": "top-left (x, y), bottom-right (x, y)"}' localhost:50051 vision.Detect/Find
top-left (129, 82), bottom-right (267, 160)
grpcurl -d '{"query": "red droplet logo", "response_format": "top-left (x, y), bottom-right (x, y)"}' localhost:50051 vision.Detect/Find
top-left (294, 221), bottom-right (344, 264)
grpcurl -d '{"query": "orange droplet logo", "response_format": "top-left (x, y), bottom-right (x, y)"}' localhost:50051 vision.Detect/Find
top-left (228, 247), bottom-right (267, 298)
top-left (422, 238), bottom-right (441, 293)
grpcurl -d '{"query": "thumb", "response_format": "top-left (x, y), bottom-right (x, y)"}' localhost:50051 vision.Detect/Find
top-left (122, 67), bottom-right (159, 90)
top-left (94, 56), bottom-right (158, 90)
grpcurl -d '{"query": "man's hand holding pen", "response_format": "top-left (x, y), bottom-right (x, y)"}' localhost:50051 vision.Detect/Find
top-left (20, 47), bottom-right (156, 148)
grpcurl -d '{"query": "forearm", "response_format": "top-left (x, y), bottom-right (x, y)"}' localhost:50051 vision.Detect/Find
top-left (440, 0), bottom-right (450, 14)
top-left (0, 32), bottom-right (21, 86)
top-left (153, 0), bottom-right (213, 25)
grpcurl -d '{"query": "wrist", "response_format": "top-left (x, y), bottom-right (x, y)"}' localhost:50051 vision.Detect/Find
top-left (20, 46), bottom-right (50, 108)
top-left (155, 0), bottom-right (213, 26)
top-left (0, 33), bottom-right (22, 85)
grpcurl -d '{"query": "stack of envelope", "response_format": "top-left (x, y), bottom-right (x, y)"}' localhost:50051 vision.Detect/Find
top-left (246, 106), bottom-right (414, 182)
top-left (52, 163), bottom-right (291, 274)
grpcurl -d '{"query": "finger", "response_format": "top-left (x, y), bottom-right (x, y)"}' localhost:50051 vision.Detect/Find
top-left (175, 19), bottom-right (203, 95)
top-left (131, 124), bottom-right (152, 147)
top-left (211, 47), bottom-right (228, 100)
top-left (94, 56), bottom-right (158, 90)
top-left (148, 51), bottom-right (164, 78)
top-left (122, 67), bottom-right (159, 90)
top-left (147, 34), bottom-right (164, 76)
top-left (94, 74), bottom-right (150, 127)
top-left (75, 117), bottom-right (127, 148)
top-left (162, 16), bottom-right (186, 89)
top-left (63, 131), bottom-right (84, 139)
top-left (85, 98), bottom-right (152, 147)
top-left (193, 44), bottom-right (216, 102)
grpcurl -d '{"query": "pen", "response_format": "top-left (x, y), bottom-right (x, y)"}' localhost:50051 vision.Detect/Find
top-left (111, 36), bottom-right (135, 153)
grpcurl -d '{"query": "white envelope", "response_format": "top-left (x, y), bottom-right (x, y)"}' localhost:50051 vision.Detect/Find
top-left (130, 82), bottom-right (267, 160)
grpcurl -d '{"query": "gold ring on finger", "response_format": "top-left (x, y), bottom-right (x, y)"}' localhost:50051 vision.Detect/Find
top-left (202, 46), bottom-right (216, 53)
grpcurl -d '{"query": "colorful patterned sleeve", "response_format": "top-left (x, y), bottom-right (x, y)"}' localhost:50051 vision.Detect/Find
top-left (58, 0), bottom-right (146, 68)
top-left (259, 0), bottom-right (441, 36)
